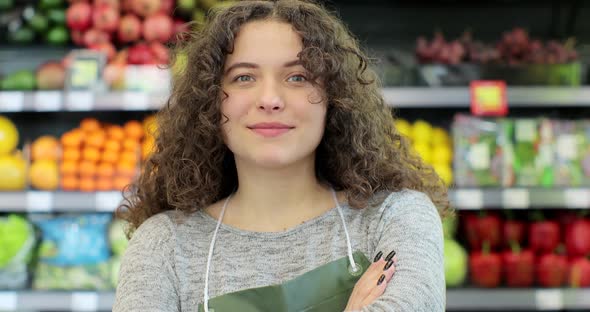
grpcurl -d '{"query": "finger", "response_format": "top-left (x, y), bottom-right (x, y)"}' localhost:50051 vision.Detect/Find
top-left (383, 258), bottom-right (396, 282)
top-left (360, 273), bottom-right (388, 307)
top-left (351, 259), bottom-right (384, 305)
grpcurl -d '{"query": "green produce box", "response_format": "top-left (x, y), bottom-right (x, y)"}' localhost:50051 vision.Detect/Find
top-left (509, 118), bottom-right (555, 187)
top-left (554, 120), bottom-right (585, 186)
top-left (452, 114), bottom-right (504, 187)
top-left (480, 62), bottom-right (583, 86)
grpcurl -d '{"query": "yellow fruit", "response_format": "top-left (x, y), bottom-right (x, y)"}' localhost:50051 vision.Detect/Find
top-left (0, 115), bottom-right (19, 155)
top-left (29, 160), bottom-right (59, 191)
top-left (431, 145), bottom-right (453, 165)
top-left (433, 164), bottom-right (453, 186)
top-left (413, 143), bottom-right (432, 164)
top-left (432, 127), bottom-right (451, 145)
top-left (172, 52), bottom-right (188, 77)
top-left (142, 137), bottom-right (155, 160)
top-left (143, 115), bottom-right (158, 137)
top-left (394, 119), bottom-right (412, 139)
top-left (412, 120), bottom-right (432, 144)
top-left (0, 153), bottom-right (26, 190)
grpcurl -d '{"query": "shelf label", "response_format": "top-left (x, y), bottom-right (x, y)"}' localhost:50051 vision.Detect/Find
top-left (564, 189), bottom-right (590, 209)
top-left (535, 289), bottom-right (563, 310)
top-left (95, 191), bottom-right (122, 212)
top-left (0, 92), bottom-right (24, 112)
top-left (71, 292), bottom-right (98, 312)
top-left (470, 81), bottom-right (507, 117)
top-left (502, 189), bottom-right (530, 209)
top-left (0, 291), bottom-right (17, 311)
top-left (66, 91), bottom-right (94, 111)
top-left (26, 191), bottom-right (53, 212)
top-left (454, 189), bottom-right (483, 209)
top-left (34, 91), bottom-right (62, 111)
top-left (123, 91), bottom-right (149, 110)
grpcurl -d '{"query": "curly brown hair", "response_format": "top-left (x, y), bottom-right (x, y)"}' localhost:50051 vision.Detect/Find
top-left (118, 0), bottom-right (450, 235)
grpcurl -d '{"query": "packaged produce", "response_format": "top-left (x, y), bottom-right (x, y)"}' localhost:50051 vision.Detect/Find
top-left (582, 120), bottom-right (590, 185)
top-left (553, 120), bottom-right (584, 186)
top-left (0, 215), bottom-right (36, 289)
top-left (510, 118), bottom-right (554, 187)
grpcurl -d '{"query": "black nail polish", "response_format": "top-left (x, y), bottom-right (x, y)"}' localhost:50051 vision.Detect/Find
top-left (377, 274), bottom-right (385, 286)
top-left (373, 251), bottom-right (383, 262)
top-left (384, 259), bottom-right (394, 271)
top-left (385, 250), bottom-right (396, 262)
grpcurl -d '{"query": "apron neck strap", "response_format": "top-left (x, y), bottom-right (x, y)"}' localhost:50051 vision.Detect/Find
top-left (202, 189), bottom-right (357, 312)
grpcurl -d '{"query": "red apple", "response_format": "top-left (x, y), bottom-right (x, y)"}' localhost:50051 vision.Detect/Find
top-left (94, 0), bottom-right (119, 7)
top-left (128, 43), bottom-right (155, 64)
top-left (118, 14), bottom-right (142, 43)
top-left (131, 0), bottom-right (161, 17)
top-left (71, 30), bottom-right (85, 46)
top-left (149, 42), bottom-right (169, 64)
top-left (36, 62), bottom-right (66, 90)
top-left (83, 28), bottom-right (111, 47)
top-left (142, 13), bottom-right (173, 43)
top-left (93, 4), bottom-right (120, 33)
top-left (158, 0), bottom-right (173, 14)
top-left (66, 2), bottom-right (92, 31)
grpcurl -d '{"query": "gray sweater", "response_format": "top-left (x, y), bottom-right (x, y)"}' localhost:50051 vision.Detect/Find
top-left (113, 189), bottom-right (445, 312)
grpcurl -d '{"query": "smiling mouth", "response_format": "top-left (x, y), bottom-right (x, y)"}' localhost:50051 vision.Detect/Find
top-left (249, 127), bottom-right (294, 137)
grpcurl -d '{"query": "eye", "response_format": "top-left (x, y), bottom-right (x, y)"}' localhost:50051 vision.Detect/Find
top-left (234, 75), bottom-right (254, 82)
top-left (287, 74), bottom-right (307, 83)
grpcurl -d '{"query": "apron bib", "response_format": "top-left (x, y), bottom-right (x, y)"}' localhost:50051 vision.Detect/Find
top-left (199, 189), bottom-right (365, 312)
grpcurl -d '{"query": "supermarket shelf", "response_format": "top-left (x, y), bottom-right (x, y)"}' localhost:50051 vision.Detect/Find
top-left (449, 188), bottom-right (590, 209)
top-left (0, 91), bottom-right (167, 112)
top-left (446, 288), bottom-right (590, 310)
top-left (0, 188), bottom-right (588, 212)
top-left (0, 291), bottom-right (115, 312)
top-left (3, 87), bottom-right (590, 112)
top-left (382, 87), bottom-right (590, 107)
top-left (0, 191), bottom-right (123, 212)
top-left (1, 289), bottom-right (590, 311)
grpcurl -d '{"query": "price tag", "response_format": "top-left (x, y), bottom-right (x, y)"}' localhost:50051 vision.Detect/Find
top-left (454, 189), bottom-right (483, 210)
top-left (34, 91), bottom-right (62, 111)
top-left (95, 191), bottom-right (122, 212)
top-left (71, 292), bottom-right (98, 312)
top-left (564, 189), bottom-right (590, 209)
top-left (0, 291), bottom-right (17, 311)
top-left (470, 81), bottom-right (507, 117)
top-left (66, 91), bottom-right (94, 111)
top-left (123, 91), bottom-right (149, 110)
top-left (26, 191), bottom-right (53, 212)
top-left (0, 92), bottom-right (25, 112)
top-left (535, 289), bottom-right (563, 310)
top-left (502, 189), bottom-right (530, 209)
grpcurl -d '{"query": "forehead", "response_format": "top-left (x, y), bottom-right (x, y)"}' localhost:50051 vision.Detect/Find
top-left (225, 20), bottom-right (303, 65)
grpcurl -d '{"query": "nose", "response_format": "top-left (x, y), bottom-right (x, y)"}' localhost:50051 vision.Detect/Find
top-left (257, 80), bottom-right (285, 113)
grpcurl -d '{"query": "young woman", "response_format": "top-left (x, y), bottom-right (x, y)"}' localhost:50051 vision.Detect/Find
top-left (113, 1), bottom-right (450, 311)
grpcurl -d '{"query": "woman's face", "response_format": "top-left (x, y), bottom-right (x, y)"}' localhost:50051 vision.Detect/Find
top-left (220, 20), bottom-right (327, 169)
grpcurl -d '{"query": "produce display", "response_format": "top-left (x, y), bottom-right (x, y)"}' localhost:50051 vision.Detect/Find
top-left (0, 215), bottom-right (35, 289)
top-left (4, 0), bottom-right (69, 45)
top-left (453, 114), bottom-right (590, 187)
top-left (444, 210), bottom-right (590, 288)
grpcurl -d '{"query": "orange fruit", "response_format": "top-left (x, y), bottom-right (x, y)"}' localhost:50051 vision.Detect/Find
top-left (104, 139), bottom-right (121, 153)
top-left (124, 120), bottom-right (144, 140)
top-left (61, 175), bottom-right (79, 191)
top-left (61, 130), bottom-right (83, 148)
top-left (142, 137), bottom-right (155, 160)
top-left (120, 150), bottom-right (138, 165)
top-left (96, 178), bottom-right (113, 191)
top-left (97, 162), bottom-right (115, 178)
top-left (117, 161), bottom-right (137, 178)
top-left (107, 125), bottom-right (125, 141)
top-left (79, 161), bottom-right (97, 178)
top-left (31, 136), bottom-right (60, 161)
top-left (86, 131), bottom-right (106, 149)
top-left (79, 177), bottom-right (96, 192)
top-left (80, 118), bottom-right (101, 133)
top-left (113, 175), bottom-right (132, 191)
top-left (62, 148), bottom-right (81, 162)
top-left (29, 160), bottom-right (59, 190)
top-left (60, 161), bottom-right (78, 176)
top-left (122, 139), bottom-right (140, 152)
top-left (101, 150), bottom-right (119, 164)
top-left (82, 147), bottom-right (101, 162)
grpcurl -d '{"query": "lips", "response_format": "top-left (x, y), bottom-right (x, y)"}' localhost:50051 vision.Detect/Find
top-left (248, 122), bottom-right (294, 138)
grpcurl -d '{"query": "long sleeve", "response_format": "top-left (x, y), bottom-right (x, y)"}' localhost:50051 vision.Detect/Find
top-left (113, 214), bottom-right (181, 312)
top-left (362, 191), bottom-right (445, 312)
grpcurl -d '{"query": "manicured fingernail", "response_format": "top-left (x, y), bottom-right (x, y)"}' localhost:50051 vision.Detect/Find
top-left (377, 274), bottom-right (385, 285)
top-left (385, 250), bottom-right (396, 262)
top-left (384, 259), bottom-right (394, 271)
top-left (373, 251), bottom-right (383, 262)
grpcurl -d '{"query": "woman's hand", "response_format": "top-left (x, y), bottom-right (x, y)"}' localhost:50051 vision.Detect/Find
top-left (344, 250), bottom-right (397, 312)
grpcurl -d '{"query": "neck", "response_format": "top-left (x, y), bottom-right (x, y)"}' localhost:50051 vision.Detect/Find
top-left (225, 156), bottom-right (334, 232)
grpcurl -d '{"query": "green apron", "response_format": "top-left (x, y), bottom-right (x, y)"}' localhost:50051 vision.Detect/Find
top-left (199, 189), bottom-right (367, 312)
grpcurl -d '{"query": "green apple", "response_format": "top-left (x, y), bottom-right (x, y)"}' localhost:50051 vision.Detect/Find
top-left (177, 0), bottom-right (196, 13)
top-left (442, 214), bottom-right (457, 239)
top-left (444, 238), bottom-right (467, 287)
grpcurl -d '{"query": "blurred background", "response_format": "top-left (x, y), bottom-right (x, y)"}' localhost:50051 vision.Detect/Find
top-left (1, 0), bottom-right (590, 311)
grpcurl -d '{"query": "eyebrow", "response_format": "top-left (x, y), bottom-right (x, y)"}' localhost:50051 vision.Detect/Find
top-left (224, 59), bottom-right (303, 75)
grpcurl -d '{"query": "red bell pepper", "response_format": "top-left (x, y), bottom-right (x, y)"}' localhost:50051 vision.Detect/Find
top-left (469, 241), bottom-right (502, 287)
top-left (565, 219), bottom-right (590, 258)
top-left (569, 256), bottom-right (590, 288)
top-left (502, 241), bottom-right (534, 287)
top-left (536, 252), bottom-right (568, 287)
